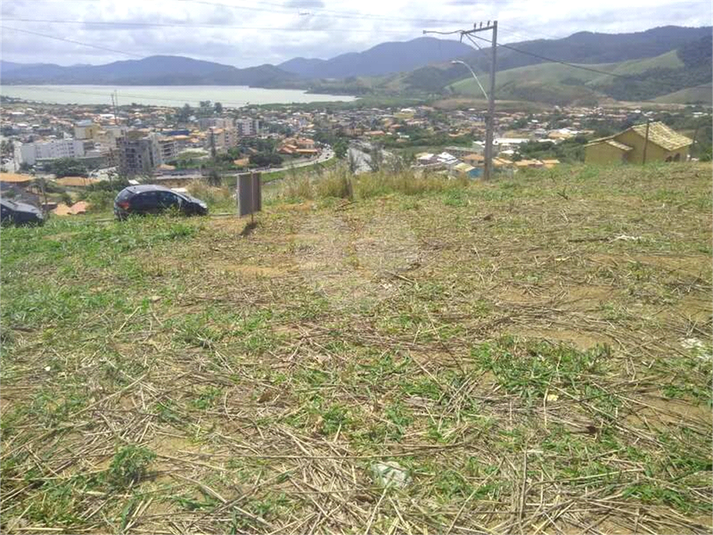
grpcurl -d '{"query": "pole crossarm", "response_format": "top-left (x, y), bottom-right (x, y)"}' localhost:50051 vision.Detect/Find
top-left (426, 21), bottom-right (498, 180)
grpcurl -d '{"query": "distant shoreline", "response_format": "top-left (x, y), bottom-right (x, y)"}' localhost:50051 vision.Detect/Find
top-left (0, 84), bottom-right (357, 107)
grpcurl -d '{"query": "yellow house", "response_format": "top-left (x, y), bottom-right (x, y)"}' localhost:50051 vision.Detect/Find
top-left (585, 122), bottom-right (692, 165)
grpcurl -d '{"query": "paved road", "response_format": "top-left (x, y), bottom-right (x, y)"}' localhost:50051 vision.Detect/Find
top-left (265, 147), bottom-right (334, 174)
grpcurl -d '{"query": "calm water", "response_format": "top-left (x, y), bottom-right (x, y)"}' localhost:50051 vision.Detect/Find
top-left (0, 85), bottom-right (356, 107)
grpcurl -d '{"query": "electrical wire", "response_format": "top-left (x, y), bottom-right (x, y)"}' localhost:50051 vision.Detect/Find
top-left (448, 30), bottom-right (712, 100)
top-left (1, 18), bottom-right (416, 34)
top-left (477, 32), bottom-right (711, 88)
top-left (1, 26), bottom-right (142, 57)
top-left (171, 0), bottom-right (466, 25)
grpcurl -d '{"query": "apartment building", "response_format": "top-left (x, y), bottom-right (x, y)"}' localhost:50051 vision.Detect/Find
top-left (74, 120), bottom-right (101, 140)
top-left (17, 138), bottom-right (85, 165)
top-left (236, 118), bottom-right (260, 137)
top-left (117, 132), bottom-right (161, 176)
top-left (198, 117), bottom-right (234, 131)
top-left (209, 127), bottom-right (239, 151)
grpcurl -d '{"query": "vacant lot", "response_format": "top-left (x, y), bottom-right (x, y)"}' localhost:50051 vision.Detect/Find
top-left (2, 163), bottom-right (711, 534)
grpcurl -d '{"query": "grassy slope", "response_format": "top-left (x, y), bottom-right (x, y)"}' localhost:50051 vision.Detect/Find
top-left (655, 86), bottom-right (713, 105)
top-left (449, 50), bottom-right (689, 103)
top-left (1, 163), bottom-right (712, 533)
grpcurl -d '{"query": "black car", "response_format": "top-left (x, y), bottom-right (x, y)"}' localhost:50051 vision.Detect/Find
top-left (114, 185), bottom-right (208, 220)
top-left (0, 198), bottom-right (44, 226)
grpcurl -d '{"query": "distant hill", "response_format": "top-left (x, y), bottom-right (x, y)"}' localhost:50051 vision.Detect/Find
top-left (0, 55), bottom-right (297, 87)
top-left (0, 37), bottom-right (472, 87)
top-left (1, 26), bottom-right (710, 104)
top-left (448, 34), bottom-right (712, 105)
top-left (278, 37), bottom-right (473, 78)
top-left (399, 26), bottom-right (712, 97)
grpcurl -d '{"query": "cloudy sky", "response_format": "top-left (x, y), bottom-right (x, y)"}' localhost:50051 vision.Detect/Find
top-left (1, 0), bottom-right (710, 67)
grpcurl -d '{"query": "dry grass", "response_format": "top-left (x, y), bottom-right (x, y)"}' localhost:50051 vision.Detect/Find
top-left (1, 162), bottom-right (711, 534)
top-left (278, 166), bottom-right (464, 202)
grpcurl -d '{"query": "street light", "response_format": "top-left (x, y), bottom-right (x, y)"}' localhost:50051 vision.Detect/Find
top-left (451, 60), bottom-right (488, 100)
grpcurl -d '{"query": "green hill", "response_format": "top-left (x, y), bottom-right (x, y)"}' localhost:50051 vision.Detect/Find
top-left (448, 41), bottom-right (711, 105)
top-left (655, 86), bottom-right (713, 105)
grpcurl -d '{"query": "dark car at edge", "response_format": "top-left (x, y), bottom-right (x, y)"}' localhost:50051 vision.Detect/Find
top-left (114, 185), bottom-right (208, 220)
top-left (0, 198), bottom-right (45, 226)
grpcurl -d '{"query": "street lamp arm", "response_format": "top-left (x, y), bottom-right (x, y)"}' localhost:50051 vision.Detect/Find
top-left (451, 60), bottom-right (488, 100)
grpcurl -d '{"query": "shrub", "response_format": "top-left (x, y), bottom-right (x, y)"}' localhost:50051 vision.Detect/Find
top-left (314, 170), bottom-right (353, 200)
top-left (281, 176), bottom-right (313, 201)
top-left (186, 180), bottom-right (232, 208)
top-left (354, 170), bottom-right (458, 198)
top-left (108, 445), bottom-right (156, 487)
top-left (84, 190), bottom-right (116, 212)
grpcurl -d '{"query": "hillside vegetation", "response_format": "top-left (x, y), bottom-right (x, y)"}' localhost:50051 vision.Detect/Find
top-left (1, 163), bottom-right (712, 534)
top-left (449, 37), bottom-right (712, 105)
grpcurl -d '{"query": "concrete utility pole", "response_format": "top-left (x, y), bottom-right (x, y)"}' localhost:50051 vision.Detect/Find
top-left (463, 21), bottom-right (498, 180)
top-left (485, 21), bottom-right (497, 180)
top-left (428, 21), bottom-right (498, 179)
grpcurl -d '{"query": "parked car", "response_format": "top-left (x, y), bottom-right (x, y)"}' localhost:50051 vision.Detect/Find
top-left (114, 185), bottom-right (208, 220)
top-left (0, 198), bottom-right (44, 226)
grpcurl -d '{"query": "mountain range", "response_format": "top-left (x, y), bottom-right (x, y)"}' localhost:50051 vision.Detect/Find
top-left (278, 38), bottom-right (472, 78)
top-left (0, 37), bottom-right (470, 87)
top-left (1, 26), bottom-right (710, 105)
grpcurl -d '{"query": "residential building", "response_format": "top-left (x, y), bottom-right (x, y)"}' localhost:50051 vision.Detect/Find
top-left (74, 120), bottom-right (101, 140)
top-left (95, 125), bottom-right (128, 150)
top-left (585, 122), bottom-right (692, 164)
top-left (17, 138), bottom-right (85, 165)
top-left (209, 127), bottom-right (239, 151)
top-left (157, 137), bottom-right (178, 163)
top-left (453, 162), bottom-right (481, 178)
top-left (444, 146), bottom-right (477, 159)
top-left (198, 117), bottom-right (234, 131)
top-left (236, 118), bottom-right (260, 136)
top-left (462, 153), bottom-right (485, 166)
top-left (117, 132), bottom-right (161, 176)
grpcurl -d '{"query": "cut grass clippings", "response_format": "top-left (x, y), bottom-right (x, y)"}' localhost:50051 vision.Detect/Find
top-left (1, 162), bottom-right (711, 534)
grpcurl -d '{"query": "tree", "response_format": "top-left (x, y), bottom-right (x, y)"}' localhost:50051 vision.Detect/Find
top-left (46, 158), bottom-right (88, 178)
top-left (176, 103), bottom-right (192, 123)
top-left (333, 139), bottom-right (348, 160)
top-left (199, 100), bottom-right (212, 117)
top-left (249, 153), bottom-right (283, 167)
top-left (214, 102), bottom-right (223, 114)
top-left (207, 169), bottom-right (221, 187)
top-left (1, 140), bottom-right (13, 159)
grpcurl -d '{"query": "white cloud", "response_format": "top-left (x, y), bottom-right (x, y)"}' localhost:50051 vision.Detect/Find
top-left (0, 0), bottom-right (710, 66)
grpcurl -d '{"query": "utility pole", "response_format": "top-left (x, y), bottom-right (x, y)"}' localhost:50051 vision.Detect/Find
top-left (111, 91), bottom-right (119, 125)
top-left (481, 21), bottom-right (497, 180)
top-left (426, 21), bottom-right (498, 179)
top-left (642, 118), bottom-right (651, 165)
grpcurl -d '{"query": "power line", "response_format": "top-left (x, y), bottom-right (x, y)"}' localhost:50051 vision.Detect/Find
top-left (471, 26), bottom-right (713, 92)
top-left (498, 24), bottom-right (565, 42)
top-left (1, 26), bottom-right (142, 57)
top-left (471, 33), bottom-right (713, 90)
top-left (427, 25), bottom-right (712, 105)
top-left (465, 32), bottom-right (638, 80)
top-left (1, 17), bottom-right (416, 34)
top-left (171, 0), bottom-right (466, 25)
top-left (9, 0), bottom-right (479, 26)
